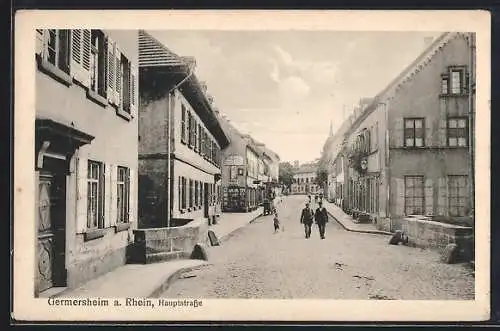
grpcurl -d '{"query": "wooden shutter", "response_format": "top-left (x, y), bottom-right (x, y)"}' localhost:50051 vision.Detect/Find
top-left (81, 29), bottom-right (91, 87)
top-left (178, 176), bottom-right (182, 211)
top-left (99, 163), bottom-right (106, 228)
top-left (71, 29), bottom-right (83, 81)
top-left (35, 29), bottom-right (45, 57)
top-left (392, 118), bottom-right (404, 148)
top-left (103, 164), bottom-right (111, 228)
top-left (115, 46), bottom-right (122, 107)
top-left (424, 178), bottom-right (434, 216)
top-left (106, 37), bottom-right (115, 104)
top-left (130, 63), bottom-right (138, 117)
top-left (129, 168), bottom-right (136, 224)
top-left (425, 118), bottom-right (432, 147)
top-left (75, 155), bottom-right (88, 233)
top-left (109, 164), bottom-right (117, 226)
top-left (437, 177), bottom-right (448, 216)
top-left (394, 177), bottom-right (405, 217)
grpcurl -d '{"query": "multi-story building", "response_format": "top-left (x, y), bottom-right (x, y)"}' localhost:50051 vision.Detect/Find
top-left (137, 30), bottom-right (229, 228)
top-left (219, 116), bottom-right (280, 211)
top-left (291, 163), bottom-right (319, 195)
top-left (35, 29), bottom-right (138, 296)
top-left (330, 32), bottom-right (475, 231)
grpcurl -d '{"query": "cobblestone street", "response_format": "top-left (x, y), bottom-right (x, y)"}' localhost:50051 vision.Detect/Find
top-left (163, 195), bottom-right (475, 300)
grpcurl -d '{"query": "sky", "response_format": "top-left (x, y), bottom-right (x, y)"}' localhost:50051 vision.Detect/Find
top-left (148, 30), bottom-right (442, 163)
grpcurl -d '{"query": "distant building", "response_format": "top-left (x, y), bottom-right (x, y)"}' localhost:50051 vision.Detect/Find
top-left (35, 29), bottom-right (138, 296)
top-left (328, 32), bottom-right (475, 231)
top-left (137, 30), bottom-right (229, 228)
top-left (291, 163), bottom-right (319, 195)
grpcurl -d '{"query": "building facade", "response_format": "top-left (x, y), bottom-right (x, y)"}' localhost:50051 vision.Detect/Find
top-left (137, 30), bottom-right (229, 228)
top-left (291, 164), bottom-right (319, 195)
top-left (35, 29), bottom-right (138, 296)
top-left (329, 32), bottom-right (475, 231)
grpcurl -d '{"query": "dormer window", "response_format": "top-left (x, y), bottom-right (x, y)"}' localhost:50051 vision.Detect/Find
top-left (440, 66), bottom-right (468, 96)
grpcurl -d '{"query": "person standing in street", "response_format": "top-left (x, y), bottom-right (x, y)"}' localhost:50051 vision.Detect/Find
top-left (300, 202), bottom-right (314, 239)
top-left (315, 201), bottom-right (329, 239)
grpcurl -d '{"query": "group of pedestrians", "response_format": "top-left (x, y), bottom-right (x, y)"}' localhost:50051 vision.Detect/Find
top-left (300, 195), bottom-right (329, 239)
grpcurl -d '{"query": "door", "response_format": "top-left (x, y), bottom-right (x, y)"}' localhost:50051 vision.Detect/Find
top-left (36, 161), bottom-right (66, 293)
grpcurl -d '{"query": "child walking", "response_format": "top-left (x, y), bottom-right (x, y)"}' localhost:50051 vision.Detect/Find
top-left (273, 211), bottom-right (280, 233)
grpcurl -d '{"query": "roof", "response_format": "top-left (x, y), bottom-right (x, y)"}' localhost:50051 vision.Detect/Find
top-left (138, 30), bottom-right (230, 149)
top-left (294, 163), bottom-right (318, 174)
top-left (342, 32), bottom-right (462, 139)
top-left (139, 30), bottom-right (186, 68)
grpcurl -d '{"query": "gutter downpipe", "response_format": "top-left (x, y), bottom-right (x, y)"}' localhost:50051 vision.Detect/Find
top-left (166, 62), bottom-right (196, 231)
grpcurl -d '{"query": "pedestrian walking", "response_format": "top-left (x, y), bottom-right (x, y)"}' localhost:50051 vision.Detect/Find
top-left (273, 211), bottom-right (280, 234)
top-left (315, 201), bottom-right (329, 239)
top-left (300, 202), bottom-right (314, 239)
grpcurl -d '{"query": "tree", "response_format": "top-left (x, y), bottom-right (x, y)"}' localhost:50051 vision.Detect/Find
top-left (279, 161), bottom-right (295, 189)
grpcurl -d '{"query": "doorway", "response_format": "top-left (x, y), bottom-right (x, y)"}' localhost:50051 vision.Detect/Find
top-left (36, 158), bottom-right (67, 295)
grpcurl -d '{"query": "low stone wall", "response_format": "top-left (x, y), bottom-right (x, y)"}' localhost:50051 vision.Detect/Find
top-left (128, 218), bottom-right (209, 264)
top-left (392, 216), bottom-right (474, 261)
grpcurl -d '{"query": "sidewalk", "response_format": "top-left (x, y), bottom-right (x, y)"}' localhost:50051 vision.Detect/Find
top-left (52, 259), bottom-right (209, 298)
top-left (322, 200), bottom-right (391, 235)
top-left (212, 206), bottom-right (264, 243)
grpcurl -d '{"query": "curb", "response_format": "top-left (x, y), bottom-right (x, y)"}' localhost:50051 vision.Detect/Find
top-left (327, 211), bottom-right (392, 236)
top-left (218, 211), bottom-right (264, 244)
top-left (149, 262), bottom-right (210, 298)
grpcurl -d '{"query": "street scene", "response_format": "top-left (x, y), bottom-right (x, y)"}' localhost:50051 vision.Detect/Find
top-left (31, 27), bottom-right (476, 302)
top-left (163, 195), bottom-right (474, 300)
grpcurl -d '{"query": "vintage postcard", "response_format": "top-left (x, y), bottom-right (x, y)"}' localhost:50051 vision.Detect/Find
top-left (13, 10), bottom-right (490, 322)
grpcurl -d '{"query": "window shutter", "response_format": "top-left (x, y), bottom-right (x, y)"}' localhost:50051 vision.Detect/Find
top-left (395, 177), bottom-right (405, 217)
top-left (425, 118), bottom-right (432, 147)
top-left (80, 29), bottom-right (91, 87)
top-left (424, 178), bottom-right (434, 216)
top-left (130, 63), bottom-right (138, 118)
top-left (392, 118), bottom-right (404, 148)
top-left (100, 164), bottom-right (108, 228)
top-left (75, 155), bottom-right (88, 233)
top-left (178, 176), bottom-right (182, 211)
top-left (128, 168), bottom-right (136, 224)
top-left (115, 46), bottom-right (122, 107)
top-left (438, 119), bottom-right (447, 147)
top-left (109, 164), bottom-right (117, 227)
top-left (36, 29), bottom-right (45, 57)
top-left (106, 37), bottom-right (115, 104)
top-left (437, 177), bottom-right (448, 216)
top-left (70, 29), bottom-right (83, 81)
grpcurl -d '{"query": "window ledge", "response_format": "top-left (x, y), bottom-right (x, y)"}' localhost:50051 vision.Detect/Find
top-left (87, 89), bottom-right (108, 108)
top-left (114, 222), bottom-right (130, 233)
top-left (83, 228), bottom-right (106, 242)
top-left (37, 56), bottom-right (72, 87)
top-left (116, 108), bottom-right (132, 121)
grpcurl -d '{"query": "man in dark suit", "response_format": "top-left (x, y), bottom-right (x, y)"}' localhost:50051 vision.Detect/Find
top-left (315, 201), bottom-right (329, 239)
top-left (300, 202), bottom-right (314, 239)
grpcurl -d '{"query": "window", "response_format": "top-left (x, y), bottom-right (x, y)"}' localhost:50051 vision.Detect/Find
top-left (404, 176), bottom-right (424, 215)
top-left (117, 166), bottom-right (130, 223)
top-left (181, 105), bottom-right (186, 144)
top-left (200, 129), bottom-right (205, 156)
top-left (451, 70), bottom-right (462, 94)
top-left (42, 29), bottom-right (71, 74)
top-left (180, 177), bottom-right (187, 210)
top-left (87, 161), bottom-right (105, 229)
top-left (447, 117), bottom-right (468, 147)
top-left (441, 75), bottom-right (449, 94)
top-left (194, 181), bottom-right (199, 206)
top-left (404, 118), bottom-right (425, 147)
top-left (189, 179), bottom-right (194, 208)
top-left (448, 175), bottom-right (468, 217)
top-left (90, 30), bottom-right (106, 98)
top-left (120, 54), bottom-right (131, 113)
